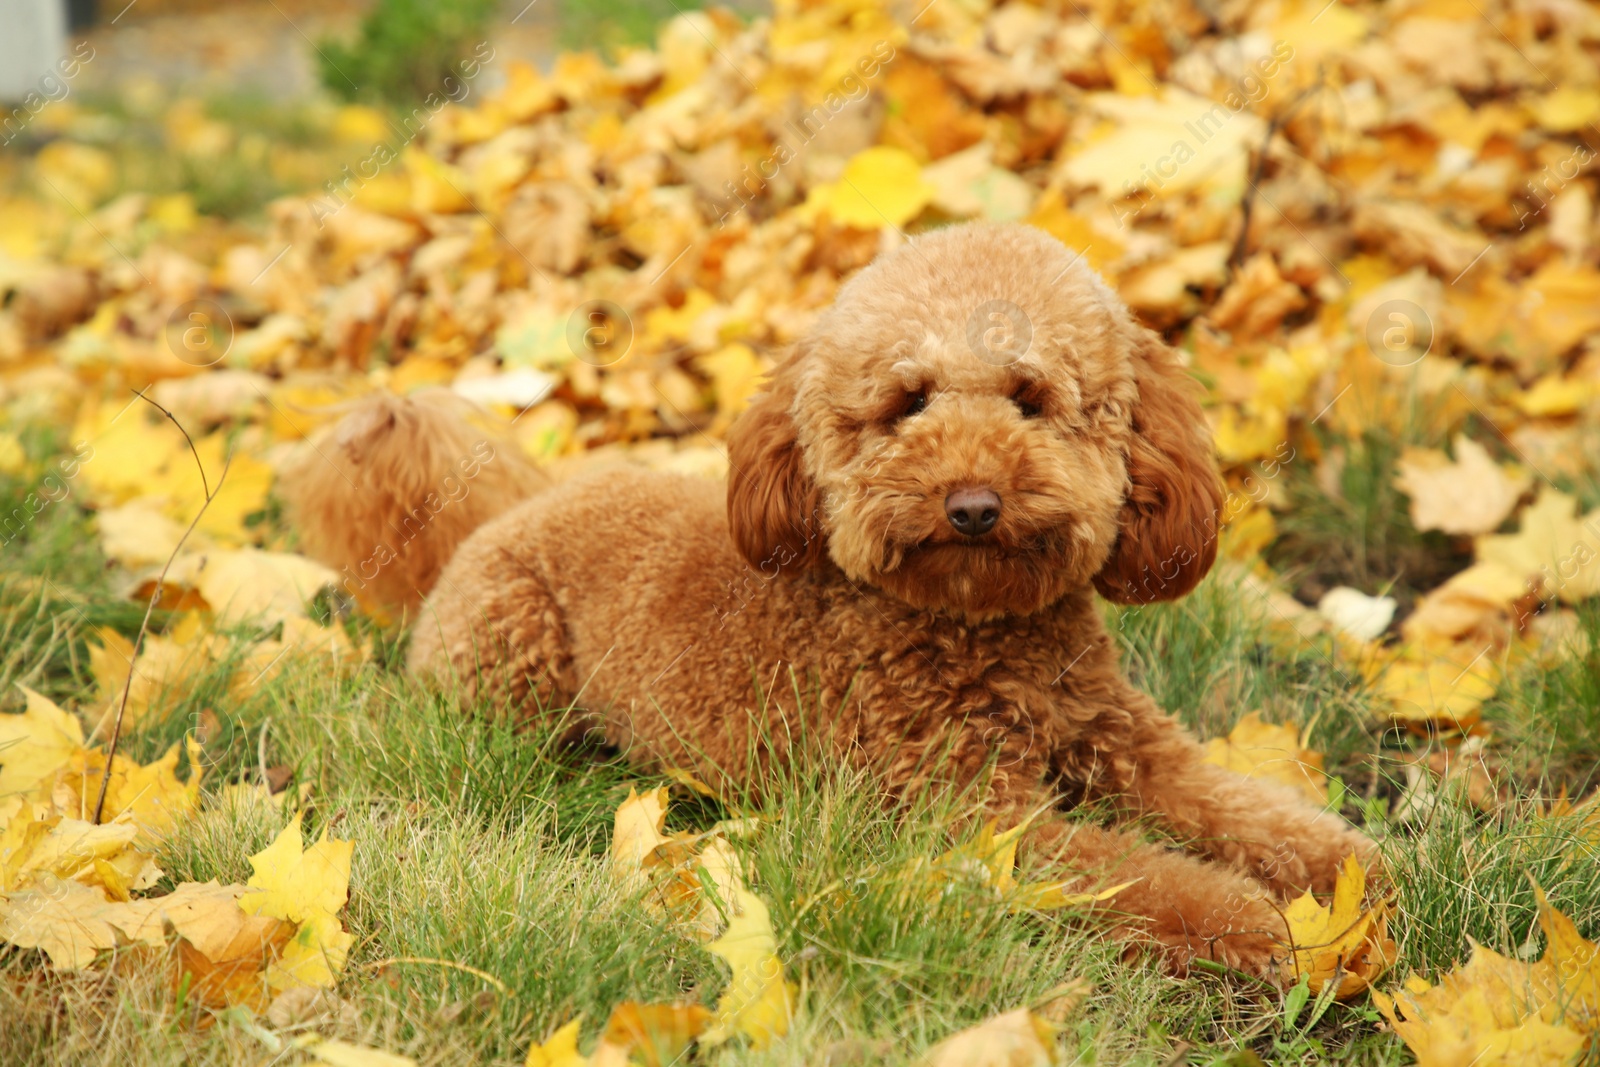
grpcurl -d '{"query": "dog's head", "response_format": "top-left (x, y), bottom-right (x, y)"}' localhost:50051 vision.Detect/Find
top-left (726, 222), bottom-right (1223, 619)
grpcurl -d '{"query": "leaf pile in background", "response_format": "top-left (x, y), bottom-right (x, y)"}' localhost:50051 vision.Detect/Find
top-left (3, 0), bottom-right (1597, 779)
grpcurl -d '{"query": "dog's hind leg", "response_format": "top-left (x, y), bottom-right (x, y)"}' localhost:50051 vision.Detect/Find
top-left (280, 391), bottom-right (548, 616)
top-left (406, 512), bottom-right (579, 716)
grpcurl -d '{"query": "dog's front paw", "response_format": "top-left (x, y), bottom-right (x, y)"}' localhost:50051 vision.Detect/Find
top-left (1252, 822), bottom-right (1379, 899)
top-left (1130, 892), bottom-right (1289, 983)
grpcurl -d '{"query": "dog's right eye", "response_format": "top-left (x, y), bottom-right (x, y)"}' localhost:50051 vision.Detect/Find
top-left (896, 390), bottom-right (927, 421)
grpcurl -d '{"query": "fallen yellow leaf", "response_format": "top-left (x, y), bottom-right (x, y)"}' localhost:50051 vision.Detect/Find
top-left (1477, 487), bottom-right (1600, 605)
top-left (701, 887), bottom-right (794, 1049)
top-left (240, 811), bottom-right (353, 925)
top-left (1374, 890), bottom-right (1599, 1067)
top-left (525, 1017), bottom-right (587, 1067)
top-left (1281, 853), bottom-right (1396, 998)
top-left (805, 146), bottom-right (935, 228)
top-left (1203, 711), bottom-right (1328, 806)
top-left (0, 685), bottom-right (86, 797)
top-left (1395, 435), bottom-right (1532, 536)
top-left (918, 1007), bottom-right (1064, 1067)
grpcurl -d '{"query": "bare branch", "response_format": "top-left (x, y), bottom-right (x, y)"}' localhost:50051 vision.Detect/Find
top-left (93, 392), bottom-right (231, 825)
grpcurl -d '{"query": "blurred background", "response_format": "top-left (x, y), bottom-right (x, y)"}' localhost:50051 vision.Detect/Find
top-left (2, 0), bottom-right (1599, 814)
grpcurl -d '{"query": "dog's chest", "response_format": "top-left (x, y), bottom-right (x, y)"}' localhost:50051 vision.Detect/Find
top-left (800, 584), bottom-right (1104, 749)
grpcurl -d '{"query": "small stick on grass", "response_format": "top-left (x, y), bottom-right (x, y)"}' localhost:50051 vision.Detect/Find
top-left (93, 389), bottom-right (231, 825)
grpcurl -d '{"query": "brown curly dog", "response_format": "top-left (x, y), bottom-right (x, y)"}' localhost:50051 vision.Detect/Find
top-left (283, 222), bottom-right (1373, 980)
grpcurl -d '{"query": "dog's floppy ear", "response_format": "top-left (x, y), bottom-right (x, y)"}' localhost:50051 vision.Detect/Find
top-left (725, 349), bottom-right (824, 573)
top-left (1093, 329), bottom-right (1224, 605)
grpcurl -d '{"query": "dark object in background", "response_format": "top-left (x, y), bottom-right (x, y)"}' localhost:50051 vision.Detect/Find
top-left (317, 0), bottom-right (499, 105)
top-left (66, 0), bottom-right (95, 30)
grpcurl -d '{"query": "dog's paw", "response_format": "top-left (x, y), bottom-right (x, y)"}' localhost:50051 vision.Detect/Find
top-left (1130, 893), bottom-right (1289, 983)
top-left (1250, 822), bottom-right (1379, 899)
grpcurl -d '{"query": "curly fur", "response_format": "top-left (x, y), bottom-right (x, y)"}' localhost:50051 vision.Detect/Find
top-left (286, 223), bottom-right (1373, 979)
top-left (278, 389), bottom-right (548, 614)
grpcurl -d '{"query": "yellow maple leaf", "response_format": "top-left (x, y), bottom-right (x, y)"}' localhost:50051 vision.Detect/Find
top-left (1061, 89), bottom-right (1262, 199)
top-left (701, 887), bottom-right (794, 1049)
top-left (50, 736), bottom-right (205, 841)
top-left (805, 146), bottom-right (935, 229)
top-left (1378, 649), bottom-right (1500, 733)
top-left (240, 811), bottom-right (353, 925)
top-left (525, 1017), bottom-right (587, 1067)
top-left (0, 810), bottom-right (157, 894)
top-left (610, 786), bottom-right (671, 886)
top-left (1281, 853), bottom-right (1396, 999)
top-left (921, 818), bottom-right (1135, 914)
top-left (597, 1002), bottom-right (712, 1067)
top-left (1477, 487), bottom-right (1600, 605)
top-left (1376, 975), bottom-right (1584, 1067)
top-left (187, 445), bottom-right (274, 545)
top-left (87, 619), bottom-right (225, 737)
top-left (693, 343), bottom-right (764, 423)
top-left (0, 685), bottom-right (86, 797)
top-left (95, 500), bottom-right (191, 569)
top-left (1374, 894), bottom-right (1598, 1067)
top-left (1522, 262), bottom-right (1600, 367)
top-left (1512, 375), bottom-right (1594, 418)
top-left (164, 548), bottom-right (339, 627)
top-left (1525, 86), bottom-right (1600, 132)
top-left (919, 1007), bottom-right (1064, 1067)
top-left (1211, 406), bottom-right (1289, 465)
top-left (1025, 192), bottom-right (1124, 273)
top-left (1530, 887), bottom-right (1599, 1037)
top-left (267, 906), bottom-right (355, 991)
top-left (1203, 711), bottom-right (1328, 806)
top-left (1394, 436), bottom-right (1532, 537)
top-left (0, 872), bottom-right (130, 969)
top-left (299, 1036), bottom-right (419, 1067)
top-left (1402, 561), bottom-right (1530, 648)
top-left (405, 145), bottom-right (472, 214)
top-left (111, 880), bottom-right (277, 961)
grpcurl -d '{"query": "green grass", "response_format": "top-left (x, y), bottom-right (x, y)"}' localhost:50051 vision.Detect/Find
top-left (1488, 604), bottom-right (1600, 792)
top-left (2, 457), bottom-right (1599, 1066)
top-left (3, 94), bottom-right (337, 223)
top-left (1265, 429), bottom-right (1471, 617)
top-left (317, 0), bottom-right (501, 106)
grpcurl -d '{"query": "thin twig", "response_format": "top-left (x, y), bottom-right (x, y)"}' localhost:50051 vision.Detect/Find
top-left (137, 386), bottom-right (210, 500)
top-left (1228, 75), bottom-right (1328, 275)
top-left (93, 392), bottom-right (231, 824)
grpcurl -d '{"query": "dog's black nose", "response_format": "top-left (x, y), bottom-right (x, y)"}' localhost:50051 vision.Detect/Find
top-left (945, 487), bottom-right (1001, 537)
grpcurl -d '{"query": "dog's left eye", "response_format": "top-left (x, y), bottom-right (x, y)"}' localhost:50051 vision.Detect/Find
top-left (1012, 387), bottom-right (1043, 419)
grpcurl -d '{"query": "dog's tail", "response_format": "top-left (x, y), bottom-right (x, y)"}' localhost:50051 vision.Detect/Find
top-left (279, 390), bottom-right (549, 615)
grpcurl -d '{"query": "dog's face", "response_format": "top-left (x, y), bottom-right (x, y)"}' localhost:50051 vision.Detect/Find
top-left (727, 223), bottom-right (1223, 619)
